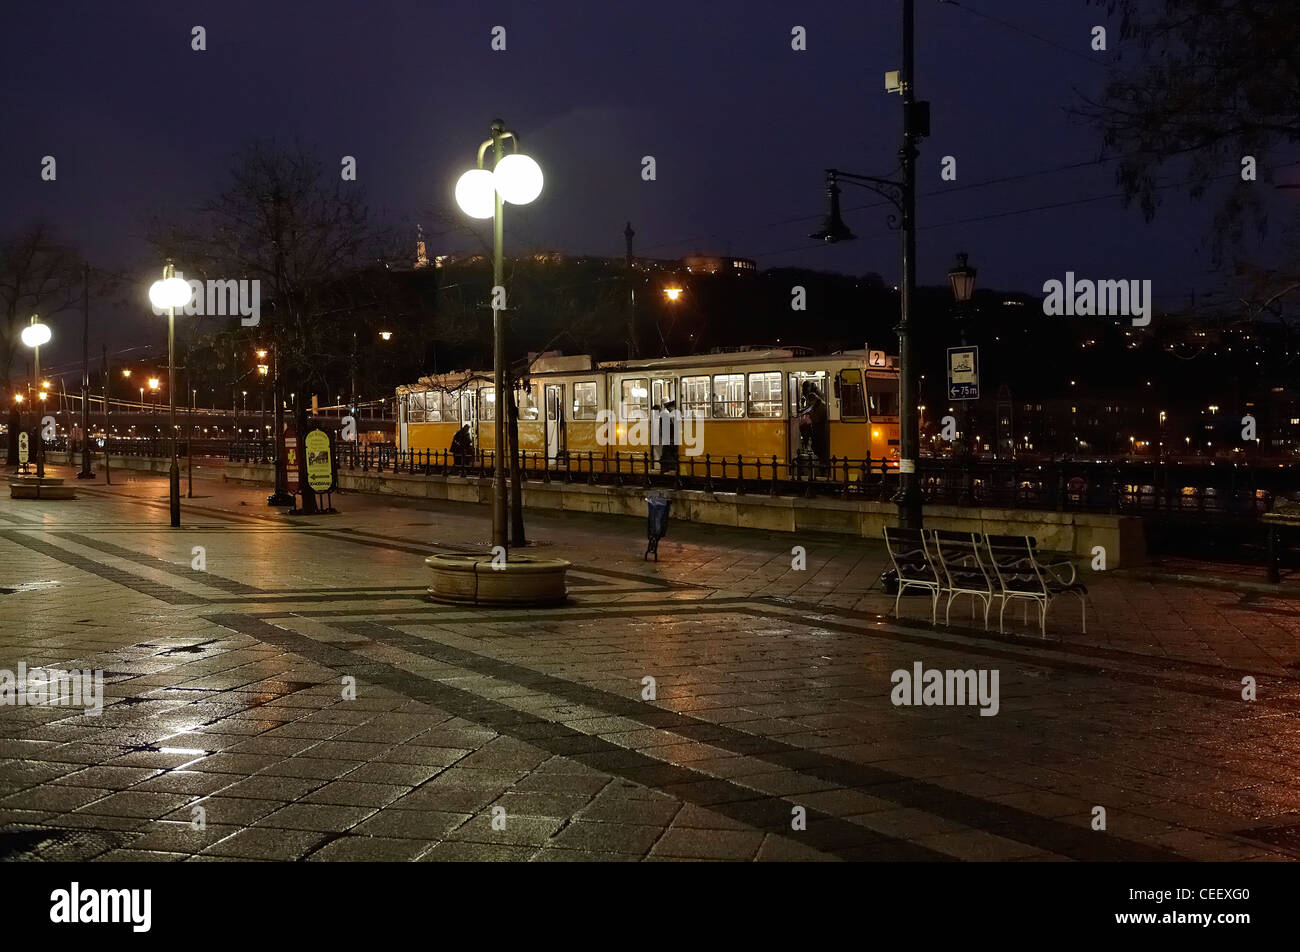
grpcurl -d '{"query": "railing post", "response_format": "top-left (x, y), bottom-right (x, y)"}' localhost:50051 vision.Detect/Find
top-left (770, 455), bottom-right (779, 496)
top-left (735, 455), bottom-right (746, 495)
top-left (704, 454), bottom-right (713, 494)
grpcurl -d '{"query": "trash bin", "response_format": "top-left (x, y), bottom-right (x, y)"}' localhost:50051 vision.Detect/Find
top-left (645, 494), bottom-right (671, 561)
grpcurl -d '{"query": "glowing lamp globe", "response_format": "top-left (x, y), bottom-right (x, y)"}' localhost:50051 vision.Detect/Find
top-left (493, 153), bottom-right (543, 205)
top-left (455, 168), bottom-right (496, 219)
top-left (21, 322), bottom-right (51, 348)
top-left (149, 276), bottom-right (192, 310)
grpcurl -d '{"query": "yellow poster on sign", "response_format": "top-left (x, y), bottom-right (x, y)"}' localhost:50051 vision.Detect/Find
top-left (304, 429), bottom-right (333, 492)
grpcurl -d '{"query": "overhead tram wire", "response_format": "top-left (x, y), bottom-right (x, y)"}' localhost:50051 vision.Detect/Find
top-left (747, 158), bottom-right (1300, 260)
top-left (634, 155), bottom-right (1130, 259)
top-left (938, 0), bottom-right (1110, 68)
top-left (633, 2), bottom-right (1124, 259)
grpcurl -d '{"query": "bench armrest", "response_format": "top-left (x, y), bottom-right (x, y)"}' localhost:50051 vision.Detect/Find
top-left (1039, 556), bottom-right (1077, 586)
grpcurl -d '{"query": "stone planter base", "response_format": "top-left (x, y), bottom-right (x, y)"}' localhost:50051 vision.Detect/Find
top-left (9, 476), bottom-right (76, 500)
top-left (425, 553), bottom-right (570, 606)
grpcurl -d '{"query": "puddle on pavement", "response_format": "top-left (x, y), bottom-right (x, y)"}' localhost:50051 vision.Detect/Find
top-left (0, 580), bottom-right (60, 595)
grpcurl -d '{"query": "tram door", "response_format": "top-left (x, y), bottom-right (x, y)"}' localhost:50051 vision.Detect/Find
top-left (545, 384), bottom-right (565, 462)
top-left (788, 370), bottom-right (827, 461)
top-left (460, 390), bottom-right (478, 454)
top-left (651, 377), bottom-right (676, 463)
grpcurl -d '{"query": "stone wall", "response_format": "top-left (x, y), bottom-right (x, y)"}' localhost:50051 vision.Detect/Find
top-left (60, 452), bottom-right (1147, 566)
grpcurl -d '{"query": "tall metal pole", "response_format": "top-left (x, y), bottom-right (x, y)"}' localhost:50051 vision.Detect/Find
top-left (491, 120), bottom-right (508, 553)
top-left (33, 340), bottom-right (43, 481)
top-left (186, 363), bottom-right (193, 498)
top-left (78, 264), bottom-right (94, 478)
top-left (168, 296), bottom-right (180, 527)
top-left (625, 221), bottom-right (638, 360)
top-left (894, 0), bottom-right (923, 530)
top-left (268, 343), bottom-right (291, 504)
top-left (102, 344), bottom-right (111, 485)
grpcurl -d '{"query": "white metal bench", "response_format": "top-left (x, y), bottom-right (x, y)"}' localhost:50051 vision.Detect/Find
top-left (983, 534), bottom-right (1088, 636)
top-left (882, 526), bottom-right (941, 624)
top-left (930, 529), bottom-right (994, 628)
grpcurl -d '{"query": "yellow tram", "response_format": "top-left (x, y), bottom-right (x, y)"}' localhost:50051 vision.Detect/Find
top-left (396, 347), bottom-right (900, 469)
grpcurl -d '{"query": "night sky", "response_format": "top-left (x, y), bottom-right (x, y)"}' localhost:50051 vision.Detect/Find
top-left (0, 0), bottom-right (1286, 372)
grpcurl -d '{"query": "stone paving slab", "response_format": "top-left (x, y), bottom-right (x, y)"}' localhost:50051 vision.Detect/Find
top-left (0, 466), bottom-right (1298, 861)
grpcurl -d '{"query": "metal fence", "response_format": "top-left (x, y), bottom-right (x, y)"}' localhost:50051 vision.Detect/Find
top-left (17, 436), bottom-right (1288, 516)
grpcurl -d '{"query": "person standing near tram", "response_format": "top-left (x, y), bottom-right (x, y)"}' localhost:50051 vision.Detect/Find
top-left (798, 380), bottom-right (829, 471)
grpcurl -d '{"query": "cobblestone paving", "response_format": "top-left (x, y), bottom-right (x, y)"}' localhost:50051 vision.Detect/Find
top-left (2, 466), bottom-right (1299, 861)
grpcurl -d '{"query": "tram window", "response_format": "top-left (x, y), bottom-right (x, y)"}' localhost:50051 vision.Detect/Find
top-left (459, 391), bottom-right (475, 423)
top-left (620, 378), bottom-right (649, 418)
top-left (868, 378), bottom-right (900, 417)
top-left (441, 392), bottom-right (459, 423)
top-left (407, 392), bottom-right (427, 423)
top-left (518, 384), bottom-right (539, 421)
top-left (747, 372), bottom-right (782, 418)
top-left (712, 374), bottom-right (745, 418)
top-left (838, 370), bottom-right (867, 422)
top-left (681, 376), bottom-right (711, 419)
top-left (789, 371), bottom-right (827, 411)
top-left (572, 381), bottom-right (598, 420)
top-left (480, 388), bottom-right (496, 422)
top-left (546, 385), bottom-right (561, 422)
top-left (652, 378), bottom-right (675, 408)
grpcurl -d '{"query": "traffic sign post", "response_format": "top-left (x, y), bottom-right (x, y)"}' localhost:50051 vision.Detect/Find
top-left (947, 345), bottom-right (980, 401)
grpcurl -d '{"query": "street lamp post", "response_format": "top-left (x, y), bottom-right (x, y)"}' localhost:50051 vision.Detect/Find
top-left (265, 343), bottom-right (293, 505)
top-left (149, 260), bottom-right (193, 528)
top-left (78, 264), bottom-right (95, 479)
top-left (20, 315), bottom-right (52, 480)
top-left (810, 0), bottom-right (927, 529)
top-left (455, 118), bottom-right (543, 554)
top-left (947, 252), bottom-right (977, 504)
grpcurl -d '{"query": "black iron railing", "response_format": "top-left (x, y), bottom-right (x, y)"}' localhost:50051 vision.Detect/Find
top-left (11, 436), bottom-right (1286, 516)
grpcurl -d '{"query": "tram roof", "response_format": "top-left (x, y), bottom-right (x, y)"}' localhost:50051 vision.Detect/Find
top-left (398, 348), bottom-right (895, 393)
top-left (593, 348), bottom-right (881, 372)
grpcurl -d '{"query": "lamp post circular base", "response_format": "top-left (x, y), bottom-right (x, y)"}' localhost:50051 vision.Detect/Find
top-left (425, 553), bottom-right (569, 607)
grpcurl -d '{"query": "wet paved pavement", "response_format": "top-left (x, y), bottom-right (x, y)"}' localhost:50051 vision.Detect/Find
top-left (2, 466), bottom-right (1299, 861)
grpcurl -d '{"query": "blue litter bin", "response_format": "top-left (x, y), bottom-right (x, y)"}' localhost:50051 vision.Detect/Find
top-left (645, 494), bottom-right (671, 561)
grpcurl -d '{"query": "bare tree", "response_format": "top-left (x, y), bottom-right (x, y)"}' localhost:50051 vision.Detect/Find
top-left (1078, 0), bottom-right (1300, 247)
top-left (152, 140), bottom-right (390, 393)
top-left (0, 223), bottom-right (83, 392)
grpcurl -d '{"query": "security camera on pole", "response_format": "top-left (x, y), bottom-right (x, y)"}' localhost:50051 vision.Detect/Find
top-left (148, 261), bottom-right (194, 528)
